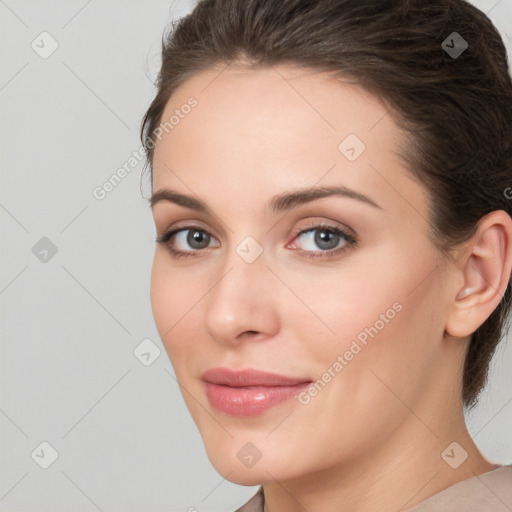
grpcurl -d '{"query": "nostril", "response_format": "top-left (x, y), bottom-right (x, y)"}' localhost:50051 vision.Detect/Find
top-left (238, 330), bottom-right (262, 340)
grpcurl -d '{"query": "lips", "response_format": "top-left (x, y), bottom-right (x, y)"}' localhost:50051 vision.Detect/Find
top-left (202, 367), bottom-right (311, 387)
top-left (201, 367), bottom-right (312, 416)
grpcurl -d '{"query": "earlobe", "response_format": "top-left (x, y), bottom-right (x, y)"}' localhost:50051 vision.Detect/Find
top-left (446, 210), bottom-right (512, 339)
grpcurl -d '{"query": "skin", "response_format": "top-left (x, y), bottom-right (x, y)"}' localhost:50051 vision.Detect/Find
top-left (149, 63), bottom-right (512, 512)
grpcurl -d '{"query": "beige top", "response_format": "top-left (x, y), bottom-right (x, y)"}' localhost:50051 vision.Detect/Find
top-left (235, 465), bottom-right (512, 512)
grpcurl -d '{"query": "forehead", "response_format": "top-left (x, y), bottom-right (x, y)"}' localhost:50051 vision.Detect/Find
top-left (151, 63), bottom-right (427, 220)
top-left (154, 64), bottom-right (395, 164)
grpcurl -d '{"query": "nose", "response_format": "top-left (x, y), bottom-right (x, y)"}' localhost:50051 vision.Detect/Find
top-left (204, 248), bottom-right (280, 347)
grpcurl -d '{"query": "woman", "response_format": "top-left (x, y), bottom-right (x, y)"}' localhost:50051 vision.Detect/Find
top-left (141, 0), bottom-right (512, 510)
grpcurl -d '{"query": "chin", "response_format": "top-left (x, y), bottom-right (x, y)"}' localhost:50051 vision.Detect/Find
top-left (207, 457), bottom-right (264, 485)
top-left (226, 471), bottom-right (266, 487)
top-left (204, 445), bottom-right (275, 485)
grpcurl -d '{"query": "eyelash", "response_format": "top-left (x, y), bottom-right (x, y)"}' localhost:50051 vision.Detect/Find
top-left (155, 222), bottom-right (358, 260)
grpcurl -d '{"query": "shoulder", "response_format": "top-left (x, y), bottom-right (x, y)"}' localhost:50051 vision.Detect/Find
top-left (231, 466), bottom-right (512, 512)
top-left (233, 486), bottom-right (264, 512)
top-left (406, 465), bottom-right (512, 512)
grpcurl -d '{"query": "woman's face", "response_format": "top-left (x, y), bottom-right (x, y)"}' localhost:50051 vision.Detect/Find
top-left (150, 64), bottom-right (456, 484)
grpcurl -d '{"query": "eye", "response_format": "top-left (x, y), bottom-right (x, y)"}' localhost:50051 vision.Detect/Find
top-left (156, 222), bottom-right (357, 260)
top-left (288, 223), bottom-right (357, 259)
top-left (155, 226), bottom-right (220, 258)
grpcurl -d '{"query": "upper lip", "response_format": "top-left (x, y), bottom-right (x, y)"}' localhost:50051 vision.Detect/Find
top-left (202, 367), bottom-right (312, 387)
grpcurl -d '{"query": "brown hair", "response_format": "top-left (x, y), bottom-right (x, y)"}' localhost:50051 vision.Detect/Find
top-left (141, 0), bottom-right (512, 409)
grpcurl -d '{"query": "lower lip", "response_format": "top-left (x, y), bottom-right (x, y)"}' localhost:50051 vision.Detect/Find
top-left (204, 381), bottom-right (311, 416)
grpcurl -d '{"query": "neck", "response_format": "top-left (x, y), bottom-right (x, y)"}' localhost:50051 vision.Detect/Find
top-left (262, 401), bottom-right (495, 512)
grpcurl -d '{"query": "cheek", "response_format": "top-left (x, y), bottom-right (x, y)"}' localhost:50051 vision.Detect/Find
top-left (270, 264), bottom-right (443, 469)
top-left (150, 255), bottom-right (173, 337)
top-left (149, 254), bottom-right (201, 361)
top-left (289, 243), bottom-right (444, 404)
top-left (281, 256), bottom-right (403, 355)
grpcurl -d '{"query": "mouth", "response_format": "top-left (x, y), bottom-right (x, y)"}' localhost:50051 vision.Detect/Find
top-left (201, 367), bottom-right (313, 417)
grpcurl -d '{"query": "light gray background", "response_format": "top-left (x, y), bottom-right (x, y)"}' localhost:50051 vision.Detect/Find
top-left (1, 1), bottom-right (511, 511)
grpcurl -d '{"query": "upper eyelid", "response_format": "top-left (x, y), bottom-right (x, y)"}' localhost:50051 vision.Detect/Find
top-left (161, 214), bottom-right (353, 233)
top-left (159, 219), bottom-right (218, 237)
top-left (164, 221), bottom-right (349, 237)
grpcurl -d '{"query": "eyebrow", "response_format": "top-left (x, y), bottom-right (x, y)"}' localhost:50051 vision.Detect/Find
top-left (149, 185), bottom-right (382, 214)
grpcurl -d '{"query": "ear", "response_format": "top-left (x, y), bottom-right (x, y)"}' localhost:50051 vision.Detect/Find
top-left (445, 210), bottom-right (512, 338)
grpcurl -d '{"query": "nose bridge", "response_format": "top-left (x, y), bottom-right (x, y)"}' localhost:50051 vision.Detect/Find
top-left (204, 238), bottom-right (277, 343)
top-left (214, 233), bottom-right (268, 300)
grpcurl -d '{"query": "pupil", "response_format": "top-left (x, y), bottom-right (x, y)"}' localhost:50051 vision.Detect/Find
top-left (188, 230), bottom-right (209, 249)
top-left (314, 230), bottom-right (339, 250)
